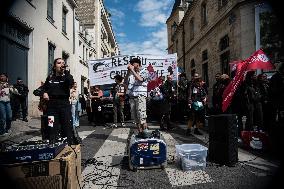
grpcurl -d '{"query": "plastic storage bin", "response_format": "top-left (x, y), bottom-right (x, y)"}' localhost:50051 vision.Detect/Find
top-left (176, 144), bottom-right (208, 171)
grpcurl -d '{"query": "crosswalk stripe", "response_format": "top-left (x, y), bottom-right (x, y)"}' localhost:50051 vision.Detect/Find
top-left (79, 130), bottom-right (96, 140)
top-left (82, 128), bottom-right (130, 189)
top-left (161, 131), bottom-right (214, 187)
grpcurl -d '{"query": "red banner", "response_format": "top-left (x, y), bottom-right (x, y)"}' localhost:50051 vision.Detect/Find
top-left (246, 49), bottom-right (274, 70)
top-left (222, 49), bottom-right (274, 112)
top-left (222, 60), bottom-right (247, 112)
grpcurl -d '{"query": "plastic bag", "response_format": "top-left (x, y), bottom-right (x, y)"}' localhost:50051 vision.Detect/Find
top-left (192, 101), bottom-right (204, 111)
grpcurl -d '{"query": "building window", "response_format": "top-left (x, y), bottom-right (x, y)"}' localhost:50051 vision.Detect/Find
top-left (220, 51), bottom-right (230, 74)
top-left (175, 39), bottom-right (179, 54)
top-left (48, 42), bottom-right (55, 73)
top-left (219, 35), bottom-right (229, 51)
top-left (171, 22), bottom-right (178, 41)
top-left (191, 69), bottom-right (196, 78)
top-left (202, 49), bottom-right (208, 61)
top-left (171, 22), bottom-right (178, 34)
top-left (62, 6), bottom-right (68, 34)
top-left (218, 0), bottom-right (228, 9)
top-left (190, 59), bottom-right (196, 78)
top-left (190, 18), bottom-right (194, 40)
top-left (190, 59), bottom-right (195, 68)
top-left (47, 0), bottom-right (54, 22)
top-left (83, 45), bottom-right (85, 61)
top-left (62, 51), bottom-right (69, 65)
top-left (202, 62), bottom-right (209, 86)
top-left (201, 2), bottom-right (208, 26)
top-left (81, 76), bottom-right (87, 94)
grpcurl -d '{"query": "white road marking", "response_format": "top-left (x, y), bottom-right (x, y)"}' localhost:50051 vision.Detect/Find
top-left (79, 130), bottom-right (96, 140)
top-left (82, 128), bottom-right (130, 189)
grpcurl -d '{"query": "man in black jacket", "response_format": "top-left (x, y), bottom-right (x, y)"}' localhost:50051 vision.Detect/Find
top-left (12, 77), bottom-right (29, 122)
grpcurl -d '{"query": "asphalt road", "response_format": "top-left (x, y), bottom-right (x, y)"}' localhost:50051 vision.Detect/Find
top-left (2, 115), bottom-right (283, 189)
top-left (78, 116), bottom-right (281, 189)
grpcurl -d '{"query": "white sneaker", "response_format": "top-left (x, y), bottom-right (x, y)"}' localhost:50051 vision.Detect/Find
top-left (121, 123), bottom-right (126, 127)
top-left (112, 124), bottom-right (117, 128)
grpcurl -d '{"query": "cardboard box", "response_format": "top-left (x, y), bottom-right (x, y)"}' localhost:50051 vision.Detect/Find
top-left (15, 175), bottom-right (63, 189)
top-left (0, 144), bottom-right (81, 189)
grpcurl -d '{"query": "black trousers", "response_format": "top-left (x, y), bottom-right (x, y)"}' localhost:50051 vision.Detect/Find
top-left (12, 97), bottom-right (27, 119)
top-left (92, 100), bottom-right (105, 125)
top-left (46, 99), bottom-right (74, 144)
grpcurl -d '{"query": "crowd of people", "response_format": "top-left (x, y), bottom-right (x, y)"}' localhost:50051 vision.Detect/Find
top-left (41, 56), bottom-right (284, 141)
top-left (2, 56), bottom-right (284, 145)
top-left (146, 62), bottom-right (284, 145)
top-left (0, 74), bottom-right (29, 136)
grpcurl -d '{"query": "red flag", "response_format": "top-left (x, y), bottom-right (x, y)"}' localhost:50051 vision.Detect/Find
top-left (222, 60), bottom-right (248, 112)
top-left (246, 49), bottom-right (275, 70)
top-left (229, 60), bottom-right (242, 72)
top-left (222, 49), bottom-right (275, 112)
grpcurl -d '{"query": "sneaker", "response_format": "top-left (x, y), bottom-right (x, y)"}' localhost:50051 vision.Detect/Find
top-left (23, 118), bottom-right (28, 122)
top-left (121, 123), bottom-right (126, 127)
top-left (112, 124), bottom-right (117, 128)
top-left (194, 128), bottom-right (203, 135)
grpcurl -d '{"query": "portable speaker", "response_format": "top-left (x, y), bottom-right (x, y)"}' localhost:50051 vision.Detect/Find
top-left (208, 114), bottom-right (238, 166)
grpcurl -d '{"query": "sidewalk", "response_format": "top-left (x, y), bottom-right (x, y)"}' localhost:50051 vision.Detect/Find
top-left (0, 113), bottom-right (87, 143)
top-left (0, 116), bottom-right (41, 143)
top-left (175, 123), bottom-right (280, 173)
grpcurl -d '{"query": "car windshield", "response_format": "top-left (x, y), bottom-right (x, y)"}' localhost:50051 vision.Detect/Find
top-left (98, 83), bottom-right (115, 98)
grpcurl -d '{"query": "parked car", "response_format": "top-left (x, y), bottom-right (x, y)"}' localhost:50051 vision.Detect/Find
top-left (98, 84), bottom-right (131, 122)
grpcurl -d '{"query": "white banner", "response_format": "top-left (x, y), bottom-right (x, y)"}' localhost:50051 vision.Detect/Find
top-left (88, 54), bottom-right (177, 86)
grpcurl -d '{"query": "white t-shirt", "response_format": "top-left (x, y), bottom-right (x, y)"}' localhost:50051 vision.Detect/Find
top-left (128, 68), bottom-right (149, 97)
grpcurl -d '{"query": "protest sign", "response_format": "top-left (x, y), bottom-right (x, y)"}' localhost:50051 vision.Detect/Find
top-left (88, 54), bottom-right (177, 86)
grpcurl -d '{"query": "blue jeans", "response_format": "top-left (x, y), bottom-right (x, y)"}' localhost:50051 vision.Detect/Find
top-left (0, 101), bottom-right (12, 134)
top-left (71, 104), bottom-right (79, 127)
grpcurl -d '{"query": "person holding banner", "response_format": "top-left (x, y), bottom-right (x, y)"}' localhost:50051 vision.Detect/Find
top-left (124, 58), bottom-right (149, 137)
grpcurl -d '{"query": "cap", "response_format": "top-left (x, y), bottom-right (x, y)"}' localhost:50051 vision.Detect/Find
top-left (17, 77), bottom-right (22, 80)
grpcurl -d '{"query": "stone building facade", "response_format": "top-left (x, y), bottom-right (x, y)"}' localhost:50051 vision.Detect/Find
top-left (0, 0), bottom-right (78, 117)
top-left (74, 16), bottom-right (96, 94)
top-left (76, 0), bottom-right (119, 59)
top-left (167, 0), bottom-right (267, 103)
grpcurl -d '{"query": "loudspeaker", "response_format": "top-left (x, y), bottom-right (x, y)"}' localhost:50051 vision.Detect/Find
top-left (208, 114), bottom-right (238, 166)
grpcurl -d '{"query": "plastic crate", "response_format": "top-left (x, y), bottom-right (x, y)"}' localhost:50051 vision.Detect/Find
top-left (175, 144), bottom-right (208, 171)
